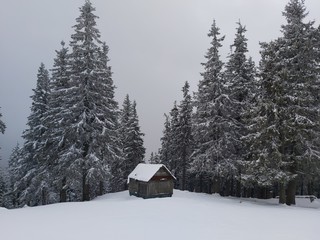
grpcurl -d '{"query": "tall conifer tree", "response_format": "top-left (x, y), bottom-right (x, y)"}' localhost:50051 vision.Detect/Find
top-left (40, 41), bottom-right (71, 202)
top-left (0, 107), bottom-right (5, 161)
top-left (160, 114), bottom-right (172, 167)
top-left (0, 167), bottom-right (6, 207)
top-left (277, 0), bottom-right (319, 204)
top-left (223, 21), bottom-right (256, 196)
top-left (168, 102), bottom-right (180, 179)
top-left (14, 63), bottom-right (50, 206)
top-left (191, 20), bottom-right (233, 194)
top-left (55, 1), bottom-right (121, 201)
top-left (119, 95), bottom-right (145, 189)
top-left (279, 0), bottom-right (320, 205)
top-left (246, 0), bottom-right (320, 204)
top-left (127, 101), bottom-right (145, 164)
top-left (0, 108), bottom-right (5, 136)
top-left (176, 81), bottom-right (193, 190)
top-left (6, 143), bottom-right (22, 208)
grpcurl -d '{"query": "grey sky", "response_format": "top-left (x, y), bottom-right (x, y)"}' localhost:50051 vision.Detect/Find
top-left (0, 0), bottom-right (319, 167)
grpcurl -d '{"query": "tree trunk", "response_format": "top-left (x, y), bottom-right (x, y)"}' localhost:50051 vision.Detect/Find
top-left (82, 172), bottom-right (90, 201)
top-left (60, 177), bottom-right (67, 202)
top-left (181, 163), bottom-right (186, 191)
top-left (307, 179), bottom-right (313, 196)
top-left (224, 179), bottom-right (231, 196)
top-left (41, 188), bottom-right (47, 205)
top-left (181, 149), bottom-right (187, 191)
top-left (199, 174), bottom-right (203, 193)
top-left (286, 179), bottom-right (296, 205)
top-left (299, 176), bottom-right (304, 195)
top-left (99, 181), bottom-right (104, 196)
top-left (279, 182), bottom-right (286, 204)
top-left (230, 177), bottom-right (235, 196)
top-left (211, 176), bottom-right (220, 194)
top-left (236, 179), bottom-right (241, 198)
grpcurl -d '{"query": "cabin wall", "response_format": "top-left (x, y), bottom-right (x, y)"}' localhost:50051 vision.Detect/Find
top-left (129, 179), bottom-right (174, 198)
top-left (147, 180), bottom-right (174, 198)
top-left (129, 179), bottom-right (138, 196)
top-left (129, 179), bottom-right (148, 198)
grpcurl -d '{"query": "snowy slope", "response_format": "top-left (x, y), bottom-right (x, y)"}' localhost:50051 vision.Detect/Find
top-left (0, 190), bottom-right (319, 240)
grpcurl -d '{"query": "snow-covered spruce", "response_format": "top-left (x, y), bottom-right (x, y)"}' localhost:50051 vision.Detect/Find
top-left (118, 95), bottom-right (146, 191)
top-left (10, 63), bottom-right (51, 207)
top-left (51, 1), bottom-right (122, 201)
top-left (245, 0), bottom-right (320, 205)
top-left (190, 19), bottom-right (228, 194)
top-left (159, 82), bottom-right (193, 191)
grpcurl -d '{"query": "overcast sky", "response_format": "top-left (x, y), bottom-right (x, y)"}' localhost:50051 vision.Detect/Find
top-left (0, 0), bottom-right (319, 167)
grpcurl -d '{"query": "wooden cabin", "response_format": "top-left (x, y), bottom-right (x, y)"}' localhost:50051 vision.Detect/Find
top-left (128, 163), bottom-right (176, 199)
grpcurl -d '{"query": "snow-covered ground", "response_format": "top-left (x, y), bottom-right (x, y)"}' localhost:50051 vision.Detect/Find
top-left (0, 190), bottom-right (319, 240)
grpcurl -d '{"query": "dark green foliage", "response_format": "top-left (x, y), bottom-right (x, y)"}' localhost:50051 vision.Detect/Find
top-left (176, 82), bottom-right (193, 190)
top-left (54, 0), bottom-right (122, 201)
top-left (0, 106), bottom-right (5, 164)
top-left (0, 167), bottom-right (7, 207)
top-left (160, 82), bottom-right (193, 190)
top-left (13, 63), bottom-right (51, 207)
top-left (0, 108), bottom-right (5, 135)
top-left (159, 114), bottom-right (172, 167)
top-left (6, 0), bottom-right (320, 208)
top-left (160, 102), bottom-right (180, 175)
top-left (191, 20), bottom-right (230, 193)
top-left (245, 0), bottom-right (320, 204)
top-left (119, 95), bottom-right (145, 190)
top-left (9, 1), bottom-right (125, 206)
top-left (149, 152), bottom-right (161, 164)
top-left (190, 20), bottom-right (256, 195)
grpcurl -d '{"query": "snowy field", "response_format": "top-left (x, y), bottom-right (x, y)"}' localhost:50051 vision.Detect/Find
top-left (0, 190), bottom-right (319, 240)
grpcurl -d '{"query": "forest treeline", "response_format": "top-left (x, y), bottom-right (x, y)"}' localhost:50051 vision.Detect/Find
top-left (0, 0), bottom-right (320, 207)
top-left (152, 0), bottom-right (320, 205)
top-left (0, 1), bottom-right (145, 208)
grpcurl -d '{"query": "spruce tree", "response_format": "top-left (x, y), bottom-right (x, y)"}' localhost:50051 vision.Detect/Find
top-left (277, 0), bottom-right (319, 204)
top-left (159, 102), bottom-right (180, 182)
top-left (247, 0), bottom-right (320, 204)
top-left (118, 95), bottom-right (132, 189)
top-left (223, 21), bottom-right (256, 196)
top-left (149, 152), bottom-right (161, 164)
top-left (243, 40), bottom-right (289, 199)
top-left (159, 82), bottom-right (193, 190)
top-left (6, 143), bottom-right (22, 208)
top-left (127, 101), bottom-right (146, 165)
top-left (0, 167), bottom-right (7, 207)
top-left (191, 20), bottom-right (235, 194)
top-left (14, 63), bottom-right (51, 206)
top-left (119, 95), bottom-right (145, 189)
top-left (98, 42), bottom-right (123, 193)
top-left (0, 108), bottom-right (5, 136)
top-left (0, 107), bottom-right (5, 160)
top-left (160, 114), bottom-right (172, 167)
top-left (40, 41), bottom-right (71, 202)
top-left (176, 81), bottom-right (193, 190)
top-left (56, 1), bottom-right (122, 200)
top-left (168, 102), bottom-right (180, 180)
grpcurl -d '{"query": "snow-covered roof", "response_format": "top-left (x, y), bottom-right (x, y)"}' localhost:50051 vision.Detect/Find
top-left (127, 163), bottom-right (175, 183)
